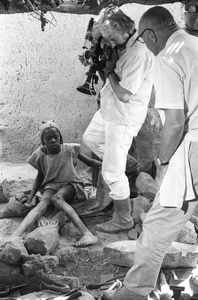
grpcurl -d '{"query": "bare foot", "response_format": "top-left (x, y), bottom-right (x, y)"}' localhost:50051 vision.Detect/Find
top-left (73, 233), bottom-right (99, 248)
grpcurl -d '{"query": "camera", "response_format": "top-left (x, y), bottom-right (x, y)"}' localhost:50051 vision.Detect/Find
top-left (77, 18), bottom-right (112, 96)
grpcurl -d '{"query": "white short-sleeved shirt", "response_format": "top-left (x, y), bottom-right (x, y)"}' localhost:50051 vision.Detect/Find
top-left (154, 29), bottom-right (198, 142)
top-left (100, 31), bottom-right (154, 133)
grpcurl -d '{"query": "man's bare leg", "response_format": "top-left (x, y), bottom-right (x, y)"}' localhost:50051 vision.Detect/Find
top-left (12, 189), bottom-right (55, 237)
top-left (51, 186), bottom-right (98, 247)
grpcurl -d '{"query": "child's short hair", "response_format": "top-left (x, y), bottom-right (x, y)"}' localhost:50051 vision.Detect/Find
top-left (40, 120), bottom-right (63, 145)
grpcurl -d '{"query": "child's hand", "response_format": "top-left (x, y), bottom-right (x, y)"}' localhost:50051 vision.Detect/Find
top-left (26, 196), bottom-right (32, 204)
top-left (25, 195), bottom-right (39, 208)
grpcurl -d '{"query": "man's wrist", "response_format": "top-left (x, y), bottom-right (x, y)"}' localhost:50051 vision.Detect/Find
top-left (106, 70), bottom-right (114, 77)
top-left (157, 157), bottom-right (169, 166)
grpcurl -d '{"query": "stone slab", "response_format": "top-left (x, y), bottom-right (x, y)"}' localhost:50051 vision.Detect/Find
top-left (103, 241), bottom-right (198, 268)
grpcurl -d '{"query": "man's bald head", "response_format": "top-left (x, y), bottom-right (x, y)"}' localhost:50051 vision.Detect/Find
top-left (138, 6), bottom-right (179, 56)
top-left (139, 6), bottom-right (176, 31)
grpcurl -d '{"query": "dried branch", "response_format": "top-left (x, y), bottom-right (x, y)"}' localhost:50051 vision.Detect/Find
top-left (50, 0), bottom-right (185, 15)
top-left (0, 0), bottom-right (187, 15)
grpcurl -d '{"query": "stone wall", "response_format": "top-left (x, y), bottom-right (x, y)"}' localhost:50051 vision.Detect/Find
top-left (0, 3), bottom-right (184, 163)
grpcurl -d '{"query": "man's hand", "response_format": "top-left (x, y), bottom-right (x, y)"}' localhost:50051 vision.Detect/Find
top-left (150, 109), bottom-right (163, 130)
top-left (155, 163), bottom-right (169, 190)
top-left (103, 46), bottom-right (118, 78)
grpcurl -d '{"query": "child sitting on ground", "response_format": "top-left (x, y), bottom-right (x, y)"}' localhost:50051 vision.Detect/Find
top-left (12, 120), bottom-right (101, 247)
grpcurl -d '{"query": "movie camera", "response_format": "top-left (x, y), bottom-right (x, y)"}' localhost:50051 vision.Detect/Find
top-left (77, 17), bottom-right (112, 96)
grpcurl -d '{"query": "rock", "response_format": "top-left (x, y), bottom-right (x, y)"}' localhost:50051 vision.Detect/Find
top-left (19, 288), bottom-right (87, 300)
top-left (0, 184), bottom-right (9, 203)
top-left (135, 222), bottom-right (143, 236)
top-left (140, 212), bottom-right (147, 223)
top-left (127, 222), bottom-right (142, 240)
top-left (55, 245), bottom-right (78, 266)
top-left (21, 270), bottom-right (71, 295)
top-left (21, 255), bottom-right (79, 295)
top-left (136, 172), bottom-right (157, 201)
top-left (19, 290), bottom-right (65, 300)
top-left (131, 195), bottom-right (152, 223)
top-left (175, 221), bottom-right (197, 245)
top-left (25, 226), bottom-right (60, 255)
top-left (103, 240), bottom-right (136, 267)
top-left (162, 242), bottom-right (198, 268)
top-left (0, 197), bottom-right (32, 218)
top-left (0, 236), bottom-right (28, 265)
top-left (0, 260), bottom-right (25, 286)
top-left (180, 293), bottom-right (192, 300)
top-left (103, 241), bottom-right (198, 268)
top-left (46, 273), bottom-right (80, 290)
top-left (22, 253), bottom-right (59, 276)
top-left (127, 228), bottom-right (138, 240)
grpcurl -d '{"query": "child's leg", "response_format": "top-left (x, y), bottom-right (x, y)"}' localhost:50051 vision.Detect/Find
top-left (12, 189), bottom-right (56, 237)
top-left (51, 184), bottom-right (98, 247)
top-left (91, 152), bottom-right (100, 188)
top-left (90, 152), bottom-right (100, 199)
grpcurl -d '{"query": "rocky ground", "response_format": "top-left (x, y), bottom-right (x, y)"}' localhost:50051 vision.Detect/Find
top-left (0, 162), bottom-right (132, 299)
top-left (0, 162), bottom-right (197, 300)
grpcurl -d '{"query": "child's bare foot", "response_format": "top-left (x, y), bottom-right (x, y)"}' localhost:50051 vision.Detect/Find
top-left (73, 233), bottom-right (99, 248)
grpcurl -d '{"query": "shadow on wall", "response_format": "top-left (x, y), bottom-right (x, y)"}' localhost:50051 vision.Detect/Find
top-left (135, 86), bottom-right (161, 167)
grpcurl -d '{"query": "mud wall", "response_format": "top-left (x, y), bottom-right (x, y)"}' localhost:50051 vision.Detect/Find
top-left (0, 4), bottom-right (184, 162)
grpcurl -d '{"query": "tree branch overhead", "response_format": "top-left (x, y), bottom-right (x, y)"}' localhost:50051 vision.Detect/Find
top-left (0, 0), bottom-right (188, 15)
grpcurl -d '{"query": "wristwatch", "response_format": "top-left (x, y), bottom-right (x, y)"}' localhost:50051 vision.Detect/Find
top-left (157, 157), bottom-right (169, 166)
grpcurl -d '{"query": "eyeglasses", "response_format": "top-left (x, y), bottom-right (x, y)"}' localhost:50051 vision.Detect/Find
top-left (136, 28), bottom-right (157, 43)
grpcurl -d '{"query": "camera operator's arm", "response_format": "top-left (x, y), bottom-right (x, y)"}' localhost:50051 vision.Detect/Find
top-left (104, 47), bottom-right (132, 103)
top-left (108, 72), bottom-right (132, 103)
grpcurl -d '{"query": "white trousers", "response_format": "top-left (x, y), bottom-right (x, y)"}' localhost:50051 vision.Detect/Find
top-left (124, 141), bottom-right (198, 296)
top-left (83, 110), bottom-right (135, 200)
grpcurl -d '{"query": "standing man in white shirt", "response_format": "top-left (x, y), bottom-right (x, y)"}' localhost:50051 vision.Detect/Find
top-left (102, 6), bottom-right (198, 300)
top-left (83, 6), bottom-right (154, 234)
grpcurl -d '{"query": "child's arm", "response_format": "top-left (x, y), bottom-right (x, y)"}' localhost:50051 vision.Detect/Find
top-left (29, 170), bottom-right (44, 201)
top-left (78, 151), bottom-right (102, 168)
